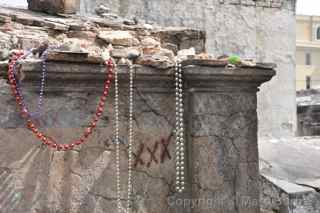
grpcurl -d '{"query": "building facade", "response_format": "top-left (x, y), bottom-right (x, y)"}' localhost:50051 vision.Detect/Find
top-left (296, 15), bottom-right (320, 90)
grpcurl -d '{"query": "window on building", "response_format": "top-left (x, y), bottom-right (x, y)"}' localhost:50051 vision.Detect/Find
top-left (306, 53), bottom-right (311, 65)
top-left (317, 27), bottom-right (320, 40)
top-left (306, 76), bottom-right (311, 90)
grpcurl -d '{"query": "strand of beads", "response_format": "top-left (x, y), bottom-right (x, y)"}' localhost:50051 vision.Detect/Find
top-left (8, 51), bottom-right (115, 150)
top-left (13, 49), bottom-right (48, 119)
top-left (175, 60), bottom-right (185, 193)
top-left (114, 61), bottom-right (135, 213)
top-left (34, 50), bottom-right (48, 117)
top-left (126, 62), bottom-right (134, 213)
top-left (114, 61), bottom-right (121, 212)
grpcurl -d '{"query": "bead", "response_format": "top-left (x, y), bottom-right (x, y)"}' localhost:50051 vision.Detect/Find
top-left (21, 110), bottom-right (29, 118)
top-left (64, 144), bottom-right (70, 150)
top-left (75, 140), bottom-right (82, 145)
top-left (10, 79), bottom-right (16, 85)
top-left (97, 107), bottom-right (103, 113)
top-left (93, 116), bottom-right (99, 123)
top-left (15, 96), bottom-right (21, 102)
top-left (41, 136), bottom-right (47, 143)
top-left (27, 122), bottom-right (35, 129)
top-left (99, 102), bottom-right (105, 108)
top-left (45, 140), bottom-right (53, 146)
top-left (84, 127), bottom-right (92, 137)
top-left (90, 121), bottom-right (97, 128)
top-left (103, 91), bottom-right (109, 96)
top-left (17, 102), bottom-right (23, 107)
top-left (36, 132), bottom-right (43, 139)
top-left (32, 128), bottom-right (38, 134)
top-left (100, 96), bottom-right (106, 102)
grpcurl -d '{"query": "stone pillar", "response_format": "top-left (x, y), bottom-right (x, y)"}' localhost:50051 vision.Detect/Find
top-left (28, 0), bottom-right (80, 14)
top-left (185, 65), bottom-right (274, 213)
top-left (0, 59), bottom-right (274, 213)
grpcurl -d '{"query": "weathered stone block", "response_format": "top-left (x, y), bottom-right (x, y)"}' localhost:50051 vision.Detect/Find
top-left (97, 30), bottom-right (140, 46)
top-left (0, 61), bottom-right (274, 213)
top-left (27, 0), bottom-right (80, 14)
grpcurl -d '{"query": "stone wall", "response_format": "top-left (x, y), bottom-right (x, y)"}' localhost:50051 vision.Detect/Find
top-left (260, 175), bottom-right (290, 213)
top-left (260, 175), bottom-right (320, 213)
top-left (80, 0), bottom-right (297, 137)
top-left (259, 137), bottom-right (320, 213)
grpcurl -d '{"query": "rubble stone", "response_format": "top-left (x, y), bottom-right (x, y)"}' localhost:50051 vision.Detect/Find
top-left (141, 37), bottom-right (160, 48)
top-left (137, 48), bottom-right (175, 69)
top-left (44, 21), bottom-right (70, 31)
top-left (0, 48), bottom-right (10, 60)
top-left (177, 47), bottom-right (196, 59)
top-left (111, 46), bottom-right (141, 59)
top-left (0, 6), bottom-right (205, 73)
top-left (94, 5), bottom-right (111, 16)
top-left (98, 30), bottom-right (140, 46)
top-left (67, 31), bottom-right (97, 41)
top-left (0, 15), bottom-right (11, 23)
top-left (99, 13), bottom-right (119, 20)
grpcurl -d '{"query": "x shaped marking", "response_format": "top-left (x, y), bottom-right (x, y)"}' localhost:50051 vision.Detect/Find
top-left (147, 142), bottom-right (159, 167)
top-left (160, 138), bottom-right (171, 163)
top-left (133, 143), bottom-right (145, 168)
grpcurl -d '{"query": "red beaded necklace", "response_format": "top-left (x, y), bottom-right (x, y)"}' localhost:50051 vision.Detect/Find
top-left (7, 50), bottom-right (114, 151)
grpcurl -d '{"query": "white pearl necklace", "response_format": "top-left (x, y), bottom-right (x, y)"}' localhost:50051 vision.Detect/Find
top-left (114, 61), bottom-right (134, 213)
top-left (127, 62), bottom-right (134, 212)
top-left (175, 61), bottom-right (185, 193)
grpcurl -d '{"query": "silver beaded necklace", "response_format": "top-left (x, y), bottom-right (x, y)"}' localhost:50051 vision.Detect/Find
top-left (14, 48), bottom-right (48, 119)
top-left (114, 61), bottom-right (134, 213)
top-left (175, 60), bottom-right (185, 193)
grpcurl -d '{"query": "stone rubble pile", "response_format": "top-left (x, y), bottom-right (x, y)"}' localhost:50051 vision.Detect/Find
top-left (0, 6), bottom-right (270, 74)
top-left (0, 6), bottom-right (205, 69)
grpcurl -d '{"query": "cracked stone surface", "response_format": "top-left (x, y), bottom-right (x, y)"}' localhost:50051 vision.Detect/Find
top-left (190, 92), bottom-right (260, 213)
top-left (0, 63), bottom-right (273, 212)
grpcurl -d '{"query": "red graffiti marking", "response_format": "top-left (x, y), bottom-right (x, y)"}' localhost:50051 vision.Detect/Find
top-left (133, 137), bottom-right (172, 168)
top-left (160, 138), bottom-right (171, 163)
top-left (147, 141), bottom-right (159, 167)
top-left (133, 143), bottom-right (145, 168)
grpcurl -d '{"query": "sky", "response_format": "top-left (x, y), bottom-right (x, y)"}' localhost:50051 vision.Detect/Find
top-left (296, 0), bottom-right (320, 15)
top-left (0, 0), bottom-right (319, 16)
top-left (0, 0), bottom-right (27, 8)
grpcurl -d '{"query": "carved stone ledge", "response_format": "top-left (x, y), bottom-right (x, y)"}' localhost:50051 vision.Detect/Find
top-left (0, 60), bottom-right (275, 92)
